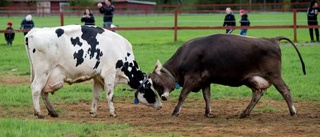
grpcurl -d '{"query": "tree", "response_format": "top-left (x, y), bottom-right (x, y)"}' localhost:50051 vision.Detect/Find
top-left (0, 0), bottom-right (10, 7)
top-left (69, 0), bottom-right (95, 6)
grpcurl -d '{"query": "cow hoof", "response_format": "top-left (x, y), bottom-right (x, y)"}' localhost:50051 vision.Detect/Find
top-left (290, 112), bottom-right (297, 117)
top-left (171, 113), bottom-right (179, 117)
top-left (37, 115), bottom-right (45, 119)
top-left (109, 114), bottom-right (117, 117)
top-left (290, 113), bottom-right (298, 118)
top-left (89, 112), bottom-right (98, 118)
top-left (48, 112), bottom-right (59, 117)
top-left (36, 114), bottom-right (45, 119)
top-left (34, 112), bottom-right (45, 119)
top-left (205, 113), bottom-right (214, 118)
top-left (239, 113), bottom-right (249, 119)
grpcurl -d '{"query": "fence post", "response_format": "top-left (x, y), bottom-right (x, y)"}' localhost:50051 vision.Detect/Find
top-left (174, 10), bottom-right (178, 42)
top-left (293, 9), bottom-right (297, 41)
top-left (60, 12), bottom-right (64, 26)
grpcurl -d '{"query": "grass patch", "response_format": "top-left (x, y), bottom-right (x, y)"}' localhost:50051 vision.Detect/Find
top-left (0, 118), bottom-right (132, 137)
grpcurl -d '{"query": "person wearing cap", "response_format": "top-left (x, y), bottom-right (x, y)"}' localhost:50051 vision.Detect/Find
top-left (307, 0), bottom-right (319, 42)
top-left (239, 9), bottom-right (250, 36)
top-left (223, 7), bottom-right (236, 34)
top-left (20, 14), bottom-right (35, 35)
top-left (4, 22), bottom-right (15, 46)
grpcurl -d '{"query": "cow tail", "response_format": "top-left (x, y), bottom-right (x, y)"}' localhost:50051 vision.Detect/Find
top-left (25, 36), bottom-right (35, 82)
top-left (276, 36), bottom-right (306, 75)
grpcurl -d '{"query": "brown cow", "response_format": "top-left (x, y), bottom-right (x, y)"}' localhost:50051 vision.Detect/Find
top-left (149, 34), bottom-right (305, 118)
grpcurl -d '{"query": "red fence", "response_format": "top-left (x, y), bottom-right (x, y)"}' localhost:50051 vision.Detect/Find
top-left (0, 2), bottom-right (311, 17)
top-left (1, 2), bottom-right (319, 42)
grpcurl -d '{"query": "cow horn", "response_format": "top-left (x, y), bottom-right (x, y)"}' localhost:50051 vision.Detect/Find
top-left (155, 60), bottom-right (162, 74)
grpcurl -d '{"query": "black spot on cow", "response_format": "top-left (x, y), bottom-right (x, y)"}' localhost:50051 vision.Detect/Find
top-left (73, 49), bottom-right (84, 67)
top-left (93, 61), bottom-right (100, 69)
top-left (33, 48), bottom-right (36, 53)
top-left (55, 28), bottom-right (64, 38)
top-left (143, 82), bottom-right (156, 103)
top-left (127, 53), bottom-right (131, 57)
top-left (93, 49), bottom-right (103, 69)
top-left (80, 26), bottom-right (105, 69)
top-left (71, 37), bottom-right (83, 47)
top-left (25, 37), bottom-right (28, 46)
top-left (116, 60), bottom-right (124, 69)
top-left (121, 60), bottom-right (143, 88)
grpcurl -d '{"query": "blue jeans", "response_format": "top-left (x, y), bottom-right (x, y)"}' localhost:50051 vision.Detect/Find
top-left (103, 22), bottom-right (112, 28)
top-left (240, 29), bottom-right (248, 36)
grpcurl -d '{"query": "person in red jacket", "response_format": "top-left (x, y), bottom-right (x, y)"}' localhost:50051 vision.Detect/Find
top-left (4, 22), bottom-right (15, 46)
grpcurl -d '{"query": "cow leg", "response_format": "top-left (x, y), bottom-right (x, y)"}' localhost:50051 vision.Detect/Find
top-left (90, 79), bottom-right (102, 117)
top-left (106, 87), bottom-right (116, 117)
top-left (202, 85), bottom-right (212, 117)
top-left (104, 76), bottom-right (117, 117)
top-left (272, 79), bottom-right (297, 117)
top-left (31, 76), bottom-right (48, 119)
top-left (172, 87), bottom-right (192, 116)
top-left (41, 91), bottom-right (58, 117)
top-left (240, 89), bottom-right (265, 118)
top-left (31, 86), bottom-right (43, 118)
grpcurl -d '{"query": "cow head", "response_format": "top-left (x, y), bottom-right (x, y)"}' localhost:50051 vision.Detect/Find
top-left (149, 60), bottom-right (176, 101)
top-left (116, 57), bottom-right (162, 110)
top-left (135, 76), bottom-right (162, 110)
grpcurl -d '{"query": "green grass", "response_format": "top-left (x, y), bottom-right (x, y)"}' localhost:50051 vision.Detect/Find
top-left (0, 118), bottom-right (132, 137)
top-left (0, 13), bottom-right (319, 136)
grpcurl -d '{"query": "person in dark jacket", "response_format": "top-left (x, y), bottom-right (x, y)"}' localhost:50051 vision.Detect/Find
top-left (239, 9), bottom-right (250, 36)
top-left (81, 8), bottom-right (95, 26)
top-left (307, 0), bottom-right (319, 42)
top-left (4, 22), bottom-right (15, 46)
top-left (20, 14), bottom-right (35, 36)
top-left (223, 7), bottom-right (236, 34)
top-left (98, 0), bottom-right (114, 28)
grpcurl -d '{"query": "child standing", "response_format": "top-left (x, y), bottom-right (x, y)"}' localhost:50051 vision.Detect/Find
top-left (4, 22), bottom-right (15, 46)
top-left (239, 9), bottom-right (250, 36)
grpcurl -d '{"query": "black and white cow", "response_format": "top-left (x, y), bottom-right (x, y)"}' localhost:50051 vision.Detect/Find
top-left (25, 25), bottom-right (162, 119)
top-left (149, 34), bottom-right (305, 118)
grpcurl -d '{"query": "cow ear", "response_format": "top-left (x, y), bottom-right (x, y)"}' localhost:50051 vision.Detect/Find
top-left (155, 60), bottom-right (162, 74)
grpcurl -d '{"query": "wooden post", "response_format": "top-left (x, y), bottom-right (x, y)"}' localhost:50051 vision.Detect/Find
top-left (174, 10), bottom-right (178, 42)
top-left (293, 9), bottom-right (297, 41)
top-left (60, 12), bottom-right (64, 26)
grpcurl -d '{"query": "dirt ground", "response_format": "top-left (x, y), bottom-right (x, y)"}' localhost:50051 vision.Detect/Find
top-left (1, 76), bottom-right (320, 136)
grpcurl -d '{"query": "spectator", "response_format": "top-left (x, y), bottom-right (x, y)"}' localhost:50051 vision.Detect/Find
top-left (20, 14), bottom-right (35, 36)
top-left (239, 9), bottom-right (250, 36)
top-left (4, 22), bottom-right (15, 46)
top-left (223, 7), bottom-right (236, 34)
top-left (307, 0), bottom-right (319, 42)
top-left (98, 0), bottom-right (114, 28)
top-left (81, 8), bottom-right (95, 26)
